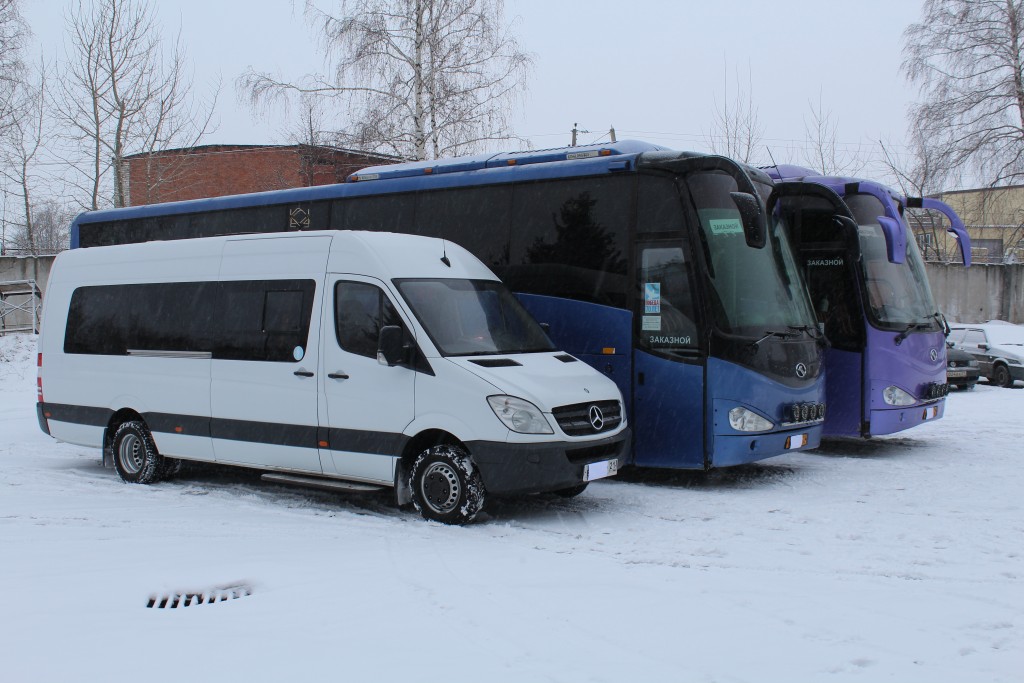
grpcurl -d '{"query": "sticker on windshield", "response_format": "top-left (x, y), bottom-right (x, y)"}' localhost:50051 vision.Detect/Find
top-left (709, 218), bottom-right (743, 235)
top-left (644, 283), bottom-right (661, 314)
top-left (642, 316), bottom-right (661, 331)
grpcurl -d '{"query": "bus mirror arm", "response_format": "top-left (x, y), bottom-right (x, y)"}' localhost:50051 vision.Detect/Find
top-left (729, 192), bottom-right (766, 249)
top-left (876, 216), bottom-right (907, 265)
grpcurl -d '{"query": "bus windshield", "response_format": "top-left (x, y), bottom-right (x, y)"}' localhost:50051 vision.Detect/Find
top-left (844, 194), bottom-right (940, 329)
top-left (395, 278), bottom-right (556, 356)
top-left (686, 172), bottom-right (817, 337)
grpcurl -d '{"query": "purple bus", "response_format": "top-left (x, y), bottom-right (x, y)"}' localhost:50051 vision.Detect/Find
top-left (766, 166), bottom-right (971, 438)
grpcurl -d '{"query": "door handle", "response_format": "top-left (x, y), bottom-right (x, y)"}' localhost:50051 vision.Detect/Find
top-left (328, 372), bottom-right (350, 380)
top-left (293, 370), bottom-right (314, 377)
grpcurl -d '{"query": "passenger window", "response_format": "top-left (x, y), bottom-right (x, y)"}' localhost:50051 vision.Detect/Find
top-left (335, 282), bottom-right (402, 359)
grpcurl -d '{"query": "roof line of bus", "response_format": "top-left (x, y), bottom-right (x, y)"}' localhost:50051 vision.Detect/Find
top-left (71, 140), bottom-right (671, 227)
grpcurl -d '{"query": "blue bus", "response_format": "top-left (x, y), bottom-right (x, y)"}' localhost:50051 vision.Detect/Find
top-left (767, 165), bottom-right (971, 437)
top-left (72, 140), bottom-right (827, 469)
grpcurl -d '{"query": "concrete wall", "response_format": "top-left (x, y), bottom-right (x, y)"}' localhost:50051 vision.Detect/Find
top-left (926, 263), bottom-right (1023, 324)
top-left (0, 255), bottom-right (53, 333)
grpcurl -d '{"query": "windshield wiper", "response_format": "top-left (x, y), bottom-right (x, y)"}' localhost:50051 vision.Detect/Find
top-left (894, 322), bottom-right (933, 346)
top-left (749, 329), bottom-right (800, 351)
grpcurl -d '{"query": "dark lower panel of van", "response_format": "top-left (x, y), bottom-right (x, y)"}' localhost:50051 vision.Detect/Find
top-left (468, 428), bottom-right (631, 496)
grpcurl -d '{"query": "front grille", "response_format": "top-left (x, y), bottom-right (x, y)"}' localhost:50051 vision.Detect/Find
top-left (552, 400), bottom-right (621, 436)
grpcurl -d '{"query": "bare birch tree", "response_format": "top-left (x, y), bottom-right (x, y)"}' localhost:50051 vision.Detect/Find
top-left (705, 62), bottom-right (764, 164)
top-left (0, 58), bottom-right (48, 254)
top-left (0, 0), bottom-right (27, 136)
top-left (52, 0), bottom-right (217, 210)
top-left (801, 92), bottom-right (863, 177)
top-left (903, 0), bottom-right (1024, 185)
top-left (240, 0), bottom-right (532, 161)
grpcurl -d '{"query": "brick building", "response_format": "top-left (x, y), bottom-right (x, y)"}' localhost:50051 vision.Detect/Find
top-left (122, 144), bottom-right (401, 207)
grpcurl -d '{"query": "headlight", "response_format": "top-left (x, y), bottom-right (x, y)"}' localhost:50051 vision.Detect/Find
top-left (883, 385), bottom-right (916, 406)
top-left (487, 395), bottom-right (553, 434)
top-left (1010, 359), bottom-right (1023, 366)
top-left (728, 407), bottom-right (774, 432)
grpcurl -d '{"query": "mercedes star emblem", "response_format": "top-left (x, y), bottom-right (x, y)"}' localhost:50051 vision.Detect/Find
top-left (795, 362), bottom-right (808, 379)
top-left (589, 405), bottom-right (605, 431)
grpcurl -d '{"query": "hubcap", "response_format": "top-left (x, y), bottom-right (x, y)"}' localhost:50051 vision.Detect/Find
top-left (118, 433), bottom-right (144, 474)
top-left (421, 462), bottom-right (461, 514)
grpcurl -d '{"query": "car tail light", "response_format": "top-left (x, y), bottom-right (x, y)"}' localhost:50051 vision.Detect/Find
top-left (37, 353), bottom-right (43, 402)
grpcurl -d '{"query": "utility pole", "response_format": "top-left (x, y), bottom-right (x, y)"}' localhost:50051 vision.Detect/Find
top-left (571, 123), bottom-right (578, 147)
top-left (609, 125), bottom-right (616, 143)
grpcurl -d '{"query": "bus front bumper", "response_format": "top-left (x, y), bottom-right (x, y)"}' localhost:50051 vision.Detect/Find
top-left (711, 424), bottom-right (822, 467)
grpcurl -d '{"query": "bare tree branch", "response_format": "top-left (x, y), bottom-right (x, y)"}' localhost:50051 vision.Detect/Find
top-left (238, 0), bottom-right (532, 161)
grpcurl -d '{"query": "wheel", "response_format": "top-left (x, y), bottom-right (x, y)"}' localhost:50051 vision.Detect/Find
top-left (993, 364), bottom-right (1013, 388)
top-left (409, 445), bottom-right (485, 524)
top-left (112, 420), bottom-right (164, 484)
top-left (552, 482), bottom-right (589, 498)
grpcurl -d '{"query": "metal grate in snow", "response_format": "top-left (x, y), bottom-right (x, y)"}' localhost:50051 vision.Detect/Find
top-left (146, 583), bottom-right (252, 608)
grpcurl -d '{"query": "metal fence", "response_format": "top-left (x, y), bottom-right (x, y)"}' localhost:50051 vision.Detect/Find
top-left (0, 279), bottom-right (42, 335)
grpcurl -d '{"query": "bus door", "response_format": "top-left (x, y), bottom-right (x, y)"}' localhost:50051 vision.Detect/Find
top-left (632, 241), bottom-right (705, 468)
top-left (770, 183), bottom-right (865, 437)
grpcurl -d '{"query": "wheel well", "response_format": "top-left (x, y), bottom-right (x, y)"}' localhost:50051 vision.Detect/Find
top-left (102, 409), bottom-right (144, 467)
top-left (395, 430), bottom-right (464, 506)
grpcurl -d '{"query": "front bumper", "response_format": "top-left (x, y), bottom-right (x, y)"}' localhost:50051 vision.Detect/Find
top-left (868, 399), bottom-right (945, 436)
top-left (467, 428), bottom-right (631, 495)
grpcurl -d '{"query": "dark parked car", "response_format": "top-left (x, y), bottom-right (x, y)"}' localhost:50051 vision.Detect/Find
top-left (945, 342), bottom-right (979, 390)
top-left (948, 321), bottom-right (1024, 388)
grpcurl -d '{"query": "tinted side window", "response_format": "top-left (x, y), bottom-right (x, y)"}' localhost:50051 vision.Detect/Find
top-left (505, 176), bottom-right (631, 308)
top-left (335, 281), bottom-right (402, 359)
top-left (65, 279), bottom-right (314, 362)
top-left (215, 280), bottom-right (315, 362)
top-left (415, 186), bottom-right (512, 268)
top-left (336, 193), bottom-right (416, 233)
top-left (636, 245), bottom-right (699, 353)
top-left (637, 175), bottom-right (684, 234)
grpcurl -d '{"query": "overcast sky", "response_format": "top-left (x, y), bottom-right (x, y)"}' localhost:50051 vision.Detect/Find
top-left (23, 0), bottom-right (926, 178)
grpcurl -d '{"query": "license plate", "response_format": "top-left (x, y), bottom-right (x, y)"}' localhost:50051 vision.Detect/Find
top-left (947, 370), bottom-right (967, 378)
top-left (584, 459), bottom-right (618, 482)
top-left (785, 434), bottom-right (808, 450)
top-left (922, 405), bottom-right (939, 420)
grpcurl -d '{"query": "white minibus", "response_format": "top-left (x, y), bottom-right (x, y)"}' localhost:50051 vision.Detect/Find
top-left (37, 231), bottom-right (629, 523)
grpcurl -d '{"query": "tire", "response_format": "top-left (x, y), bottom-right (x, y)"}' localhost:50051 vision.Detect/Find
top-left (993, 364), bottom-right (1013, 388)
top-left (552, 482), bottom-right (589, 498)
top-left (112, 420), bottom-right (163, 484)
top-left (409, 445), bottom-right (485, 524)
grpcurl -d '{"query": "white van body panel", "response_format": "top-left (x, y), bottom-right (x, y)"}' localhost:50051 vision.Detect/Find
top-left (210, 235), bottom-right (330, 472)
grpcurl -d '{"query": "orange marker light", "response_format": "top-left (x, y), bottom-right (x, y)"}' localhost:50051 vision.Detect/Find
top-left (319, 440), bottom-right (329, 448)
top-left (174, 426), bottom-right (183, 433)
top-left (424, 167), bottom-right (433, 174)
top-left (507, 159), bottom-right (517, 165)
top-left (602, 347), bottom-right (616, 355)
top-left (600, 149), bottom-right (612, 156)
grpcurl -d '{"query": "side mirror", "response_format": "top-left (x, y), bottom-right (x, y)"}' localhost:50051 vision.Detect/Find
top-left (729, 191), bottom-right (766, 249)
top-left (979, 343), bottom-right (989, 351)
top-left (876, 216), bottom-right (907, 264)
top-left (377, 325), bottom-right (408, 366)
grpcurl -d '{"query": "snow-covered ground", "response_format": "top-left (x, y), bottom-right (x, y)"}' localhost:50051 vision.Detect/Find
top-left (1, 333), bottom-right (1020, 682)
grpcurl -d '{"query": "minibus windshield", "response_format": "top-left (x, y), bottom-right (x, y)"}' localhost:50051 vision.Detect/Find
top-left (396, 278), bottom-right (556, 356)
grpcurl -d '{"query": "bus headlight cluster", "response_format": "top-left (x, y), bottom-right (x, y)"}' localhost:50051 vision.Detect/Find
top-left (487, 395), bottom-right (553, 434)
top-left (882, 385), bottom-right (916, 406)
top-left (728, 407), bottom-right (774, 432)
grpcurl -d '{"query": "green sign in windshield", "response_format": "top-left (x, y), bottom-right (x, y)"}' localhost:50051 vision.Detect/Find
top-left (708, 217), bottom-right (743, 235)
